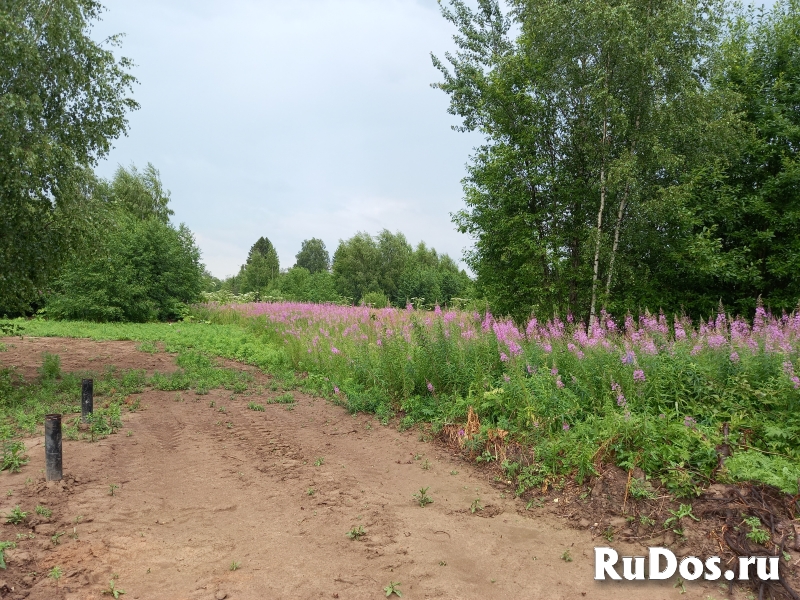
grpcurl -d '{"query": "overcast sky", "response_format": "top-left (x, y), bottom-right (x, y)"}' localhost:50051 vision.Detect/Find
top-left (92, 0), bottom-right (481, 278)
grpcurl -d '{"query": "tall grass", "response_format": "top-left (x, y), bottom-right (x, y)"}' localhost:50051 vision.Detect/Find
top-left (207, 302), bottom-right (800, 496)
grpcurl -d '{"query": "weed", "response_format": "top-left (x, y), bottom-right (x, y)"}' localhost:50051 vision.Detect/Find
top-left (413, 487), bottom-right (433, 507)
top-left (602, 527), bottom-right (614, 542)
top-left (209, 400), bottom-right (215, 408)
top-left (674, 577), bottom-right (686, 594)
top-left (102, 579), bottom-right (125, 597)
top-left (218, 406), bottom-right (226, 413)
top-left (439, 560), bottom-right (447, 566)
top-left (270, 392), bottom-right (295, 404)
top-left (743, 516), bottom-right (771, 545)
top-left (664, 504), bottom-right (699, 529)
top-left (35, 505), bottom-right (52, 518)
top-left (5, 506), bottom-right (27, 524)
top-left (1, 441), bottom-right (29, 473)
top-left (306, 488), bottom-right (315, 496)
top-left (561, 549), bottom-right (573, 562)
top-left (109, 484), bottom-right (119, 496)
top-left (470, 498), bottom-right (483, 514)
top-left (48, 565), bottom-right (63, 582)
top-left (229, 561), bottom-right (241, 571)
top-left (421, 459), bottom-right (431, 470)
top-left (51, 531), bottom-right (65, 546)
top-left (247, 402), bottom-right (265, 411)
top-left (137, 340), bottom-right (159, 354)
top-left (126, 430), bottom-right (132, 437)
top-left (5, 490), bottom-right (10, 497)
top-left (450, 470), bottom-right (458, 476)
top-left (39, 353), bottom-right (61, 380)
top-left (314, 457), bottom-right (325, 467)
top-left (346, 525), bottom-right (366, 540)
top-left (628, 478), bottom-right (657, 500)
top-left (383, 581), bottom-right (402, 597)
top-left (0, 541), bottom-right (16, 569)
top-left (640, 515), bottom-right (656, 527)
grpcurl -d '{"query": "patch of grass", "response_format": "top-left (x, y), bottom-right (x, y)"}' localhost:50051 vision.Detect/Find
top-left (1, 441), bottom-right (29, 473)
top-left (0, 540), bottom-right (16, 569)
top-left (39, 353), bottom-right (61, 380)
top-left (5, 506), bottom-right (27, 524)
top-left (561, 548), bottom-right (573, 562)
top-left (268, 392), bottom-right (295, 405)
top-left (314, 457), bottom-right (325, 467)
top-left (229, 561), bottom-right (241, 571)
top-left (247, 402), bottom-right (265, 411)
top-left (34, 505), bottom-right (52, 518)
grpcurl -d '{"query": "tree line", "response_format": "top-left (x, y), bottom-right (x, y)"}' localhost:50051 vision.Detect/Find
top-left (435, 0), bottom-right (800, 322)
top-left (207, 231), bottom-right (473, 308)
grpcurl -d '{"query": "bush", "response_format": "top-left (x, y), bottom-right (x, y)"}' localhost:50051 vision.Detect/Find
top-left (46, 214), bottom-right (202, 322)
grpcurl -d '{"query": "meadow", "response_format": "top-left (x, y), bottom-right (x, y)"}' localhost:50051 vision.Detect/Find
top-left (3, 303), bottom-right (800, 499)
top-left (197, 302), bottom-right (800, 497)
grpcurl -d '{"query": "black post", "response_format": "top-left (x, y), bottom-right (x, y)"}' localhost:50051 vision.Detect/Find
top-left (45, 414), bottom-right (62, 481)
top-left (81, 378), bottom-right (93, 423)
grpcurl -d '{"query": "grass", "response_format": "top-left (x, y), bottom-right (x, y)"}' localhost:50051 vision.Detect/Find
top-left (5, 506), bottom-right (27, 524)
top-left (346, 525), bottom-right (366, 540)
top-left (5, 300), bottom-right (800, 498)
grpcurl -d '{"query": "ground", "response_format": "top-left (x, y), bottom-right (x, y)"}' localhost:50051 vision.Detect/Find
top-left (0, 337), bottom-right (790, 599)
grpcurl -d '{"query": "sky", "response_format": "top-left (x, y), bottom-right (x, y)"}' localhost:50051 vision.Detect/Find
top-left (91, 0), bottom-right (481, 279)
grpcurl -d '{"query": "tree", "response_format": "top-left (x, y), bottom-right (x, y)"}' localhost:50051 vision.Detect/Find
top-left (240, 236), bottom-right (279, 293)
top-left (435, 0), bottom-right (725, 321)
top-left (332, 232), bottom-right (381, 303)
top-left (47, 213), bottom-right (202, 322)
top-left (99, 163), bottom-right (173, 223)
top-left (295, 238), bottom-right (330, 274)
top-left (0, 0), bottom-right (138, 314)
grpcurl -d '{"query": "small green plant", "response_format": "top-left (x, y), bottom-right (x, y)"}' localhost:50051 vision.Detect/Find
top-left (413, 486), bottom-right (433, 507)
top-left (743, 516), bottom-right (771, 545)
top-left (306, 488), bottom-right (315, 496)
top-left (561, 549), bottom-right (573, 562)
top-left (628, 478), bottom-right (657, 500)
top-left (346, 525), bottom-right (366, 540)
top-left (5, 505), bottom-right (27, 524)
top-left (40, 353), bottom-right (62, 379)
top-left (35, 505), bottom-right (52, 518)
top-left (247, 402), bottom-right (265, 411)
top-left (271, 392), bottom-right (295, 404)
top-left (602, 527), bottom-right (614, 542)
top-left (48, 565), bottom-right (63, 582)
top-left (314, 457), bottom-right (325, 466)
top-left (126, 430), bottom-right (133, 437)
top-left (229, 560), bottom-right (241, 571)
top-left (674, 576), bottom-right (686, 594)
top-left (383, 581), bottom-right (402, 597)
top-left (1, 441), bottom-right (29, 473)
top-left (51, 531), bottom-right (65, 546)
top-left (0, 540), bottom-right (17, 569)
top-left (470, 498), bottom-right (483, 514)
top-left (209, 400), bottom-right (215, 408)
top-left (450, 470), bottom-right (458, 475)
top-left (218, 406), bottom-right (226, 413)
top-left (439, 560), bottom-right (447, 566)
top-left (421, 459), bottom-right (431, 470)
top-left (664, 504), bottom-right (699, 528)
top-left (102, 579), bottom-right (126, 597)
top-left (640, 515), bottom-right (656, 527)
top-left (109, 484), bottom-right (119, 496)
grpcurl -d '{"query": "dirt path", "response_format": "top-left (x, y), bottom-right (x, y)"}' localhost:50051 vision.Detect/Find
top-left (0, 338), bottom-right (740, 599)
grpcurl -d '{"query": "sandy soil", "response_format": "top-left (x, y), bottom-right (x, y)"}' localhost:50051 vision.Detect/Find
top-left (0, 338), bottom-right (769, 599)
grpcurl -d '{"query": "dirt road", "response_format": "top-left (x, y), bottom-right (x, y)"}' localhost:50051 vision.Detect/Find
top-left (0, 338), bottom-right (739, 599)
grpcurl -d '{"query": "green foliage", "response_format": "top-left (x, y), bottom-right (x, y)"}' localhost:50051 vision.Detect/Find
top-left (725, 451), bottom-right (800, 494)
top-left (295, 238), bottom-right (330, 274)
top-left (743, 516), bottom-right (771, 545)
top-left (266, 267), bottom-right (341, 304)
top-left (383, 581), bottom-right (402, 597)
top-left (46, 168), bottom-right (203, 322)
top-left (362, 291), bottom-right (390, 309)
top-left (1, 441), bottom-right (29, 473)
top-left (413, 486), bottom-right (433, 507)
top-left (346, 525), bottom-right (366, 540)
top-left (0, 540), bottom-right (16, 569)
top-left (0, 0), bottom-right (138, 314)
top-left (39, 353), bottom-right (62, 380)
top-left (5, 505), bottom-right (27, 525)
top-left (332, 230), bottom-right (470, 306)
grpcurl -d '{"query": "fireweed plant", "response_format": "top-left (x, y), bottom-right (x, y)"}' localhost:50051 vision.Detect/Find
top-left (205, 302), bottom-right (800, 497)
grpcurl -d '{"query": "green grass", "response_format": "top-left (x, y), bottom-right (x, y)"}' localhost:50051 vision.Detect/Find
top-left (0, 320), bottom-right (282, 448)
